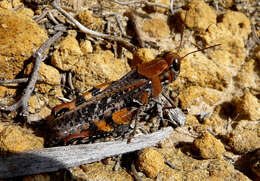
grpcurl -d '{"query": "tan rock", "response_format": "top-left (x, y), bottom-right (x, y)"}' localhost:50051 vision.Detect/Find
top-left (221, 10), bottom-right (251, 41)
top-left (160, 127), bottom-right (196, 148)
top-left (180, 0), bottom-right (216, 31)
top-left (227, 120), bottom-right (260, 154)
top-left (235, 59), bottom-right (258, 89)
top-left (0, 10), bottom-right (48, 79)
top-left (209, 39), bottom-right (246, 67)
top-left (36, 62), bottom-right (61, 86)
top-left (202, 24), bottom-right (246, 67)
top-left (173, 49), bottom-right (231, 91)
top-left (47, 95), bottom-right (63, 109)
top-left (80, 40), bottom-right (93, 55)
top-left (0, 85), bottom-right (16, 98)
top-left (0, 86), bottom-right (7, 98)
top-left (142, 18), bottom-right (170, 38)
top-left (0, 125), bottom-right (44, 154)
top-left (185, 114), bottom-right (199, 126)
top-left (160, 148), bottom-right (250, 181)
top-left (200, 10), bottom-right (250, 68)
top-left (67, 30), bottom-right (77, 37)
top-left (76, 10), bottom-right (102, 30)
top-left (16, 7), bottom-right (34, 17)
top-left (193, 131), bottom-right (225, 159)
top-left (203, 110), bottom-right (225, 135)
top-left (0, 123), bottom-right (4, 133)
top-left (0, 0), bottom-right (24, 11)
top-left (232, 91), bottom-right (260, 121)
top-left (24, 62), bottom-right (61, 94)
top-left (27, 94), bottom-right (51, 121)
top-left (0, 0), bottom-right (12, 9)
top-left (73, 50), bottom-right (130, 91)
top-left (28, 96), bottom-right (41, 114)
top-left (178, 86), bottom-right (222, 111)
top-left (202, 23), bottom-right (233, 45)
top-left (28, 106), bottom-right (51, 122)
top-left (136, 147), bottom-right (165, 178)
top-left (71, 162), bottom-right (133, 181)
top-left (51, 35), bottom-right (82, 71)
top-left (131, 48), bottom-right (155, 68)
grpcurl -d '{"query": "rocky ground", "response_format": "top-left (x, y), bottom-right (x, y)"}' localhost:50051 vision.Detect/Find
top-left (0, 0), bottom-right (259, 180)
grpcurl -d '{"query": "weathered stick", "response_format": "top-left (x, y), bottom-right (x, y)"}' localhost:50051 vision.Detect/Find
top-left (0, 127), bottom-right (173, 179)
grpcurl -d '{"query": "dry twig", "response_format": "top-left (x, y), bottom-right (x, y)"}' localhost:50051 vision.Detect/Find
top-left (33, 9), bottom-right (49, 23)
top-left (47, 9), bottom-right (60, 25)
top-left (0, 78), bottom-right (33, 85)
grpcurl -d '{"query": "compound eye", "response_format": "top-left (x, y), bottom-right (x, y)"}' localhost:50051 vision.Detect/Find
top-left (169, 58), bottom-right (180, 81)
top-left (170, 58), bottom-right (180, 72)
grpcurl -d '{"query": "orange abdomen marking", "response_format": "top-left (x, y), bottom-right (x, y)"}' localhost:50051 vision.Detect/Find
top-left (94, 119), bottom-right (114, 132)
top-left (112, 108), bottom-right (134, 125)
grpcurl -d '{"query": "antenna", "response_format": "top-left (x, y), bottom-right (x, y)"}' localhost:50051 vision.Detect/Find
top-left (180, 44), bottom-right (221, 60)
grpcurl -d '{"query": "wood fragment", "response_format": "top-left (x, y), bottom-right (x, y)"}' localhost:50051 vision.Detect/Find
top-left (0, 78), bottom-right (32, 85)
top-left (33, 9), bottom-right (48, 23)
top-left (47, 10), bottom-right (59, 25)
top-left (0, 77), bottom-right (49, 86)
top-left (0, 127), bottom-right (173, 179)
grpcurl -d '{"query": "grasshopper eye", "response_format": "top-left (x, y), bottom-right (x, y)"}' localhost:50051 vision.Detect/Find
top-left (170, 58), bottom-right (180, 72)
top-left (169, 58), bottom-right (180, 80)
